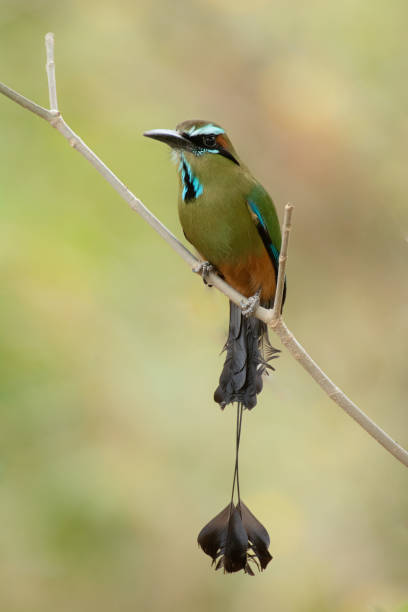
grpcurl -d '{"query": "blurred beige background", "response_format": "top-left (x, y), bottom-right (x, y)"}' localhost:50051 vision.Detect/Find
top-left (1, 1), bottom-right (407, 611)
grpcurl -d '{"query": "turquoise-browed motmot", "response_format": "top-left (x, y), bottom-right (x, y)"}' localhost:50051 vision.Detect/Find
top-left (144, 120), bottom-right (284, 574)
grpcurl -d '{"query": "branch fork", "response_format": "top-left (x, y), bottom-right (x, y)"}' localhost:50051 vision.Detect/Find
top-left (0, 33), bottom-right (407, 469)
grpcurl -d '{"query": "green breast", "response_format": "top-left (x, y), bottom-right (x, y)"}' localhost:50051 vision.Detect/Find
top-left (178, 156), bottom-right (265, 266)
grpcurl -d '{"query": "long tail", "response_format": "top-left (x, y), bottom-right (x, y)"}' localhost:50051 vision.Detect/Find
top-left (214, 301), bottom-right (280, 410)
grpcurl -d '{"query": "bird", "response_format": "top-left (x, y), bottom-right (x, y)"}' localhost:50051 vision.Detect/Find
top-left (144, 120), bottom-right (285, 412)
top-left (144, 120), bottom-right (284, 574)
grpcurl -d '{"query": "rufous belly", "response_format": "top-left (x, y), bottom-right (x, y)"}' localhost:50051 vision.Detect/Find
top-left (217, 250), bottom-right (277, 302)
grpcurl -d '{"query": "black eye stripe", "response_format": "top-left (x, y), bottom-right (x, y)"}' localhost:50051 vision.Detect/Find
top-left (184, 133), bottom-right (218, 148)
top-left (181, 132), bottom-right (240, 165)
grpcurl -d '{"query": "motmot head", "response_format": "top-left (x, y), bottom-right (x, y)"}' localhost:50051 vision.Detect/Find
top-left (144, 120), bottom-right (241, 201)
top-left (144, 120), bottom-right (239, 166)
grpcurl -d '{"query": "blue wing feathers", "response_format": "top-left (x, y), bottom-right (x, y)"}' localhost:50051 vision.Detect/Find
top-left (247, 199), bottom-right (286, 309)
top-left (247, 199), bottom-right (279, 268)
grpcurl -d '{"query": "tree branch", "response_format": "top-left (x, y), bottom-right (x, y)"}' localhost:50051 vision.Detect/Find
top-left (273, 319), bottom-right (408, 464)
top-left (1, 32), bottom-right (407, 469)
top-left (271, 203), bottom-right (293, 324)
top-left (0, 81), bottom-right (53, 120)
top-left (45, 32), bottom-right (58, 111)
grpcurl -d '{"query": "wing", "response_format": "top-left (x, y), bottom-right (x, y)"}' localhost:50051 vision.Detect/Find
top-left (246, 184), bottom-right (287, 308)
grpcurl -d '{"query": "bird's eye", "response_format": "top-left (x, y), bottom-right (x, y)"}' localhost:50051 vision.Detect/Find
top-left (202, 134), bottom-right (217, 148)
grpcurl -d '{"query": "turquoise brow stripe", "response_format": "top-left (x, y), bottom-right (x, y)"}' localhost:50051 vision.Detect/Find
top-left (188, 124), bottom-right (225, 136)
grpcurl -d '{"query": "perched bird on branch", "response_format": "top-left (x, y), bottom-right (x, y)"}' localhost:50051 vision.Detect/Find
top-left (145, 120), bottom-right (285, 574)
top-left (145, 120), bottom-right (285, 410)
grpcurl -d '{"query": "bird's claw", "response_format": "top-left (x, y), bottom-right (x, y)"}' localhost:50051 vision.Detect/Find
top-left (193, 261), bottom-right (214, 286)
top-left (240, 289), bottom-right (261, 317)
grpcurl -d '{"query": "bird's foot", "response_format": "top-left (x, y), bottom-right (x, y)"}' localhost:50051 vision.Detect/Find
top-left (240, 289), bottom-right (261, 317)
top-left (193, 261), bottom-right (215, 286)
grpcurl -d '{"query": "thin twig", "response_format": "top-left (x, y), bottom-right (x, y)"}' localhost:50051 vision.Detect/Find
top-left (273, 319), bottom-right (408, 466)
top-left (0, 34), bottom-right (407, 469)
top-left (45, 32), bottom-right (58, 111)
top-left (0, 82), bottom-right (52, 120)
top-left (270, 203), bottom-right (293, 324)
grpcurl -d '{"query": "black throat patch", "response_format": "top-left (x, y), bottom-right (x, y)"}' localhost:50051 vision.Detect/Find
top-left (179, 155), bottom-right (203, 203)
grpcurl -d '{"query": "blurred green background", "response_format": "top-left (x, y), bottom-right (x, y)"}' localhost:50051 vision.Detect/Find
top-left (1, 1), bottom-right (407, 611)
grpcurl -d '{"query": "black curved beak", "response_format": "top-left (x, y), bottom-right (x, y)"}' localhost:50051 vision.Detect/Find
top-left (143, 129), bottom-right (192, 151)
